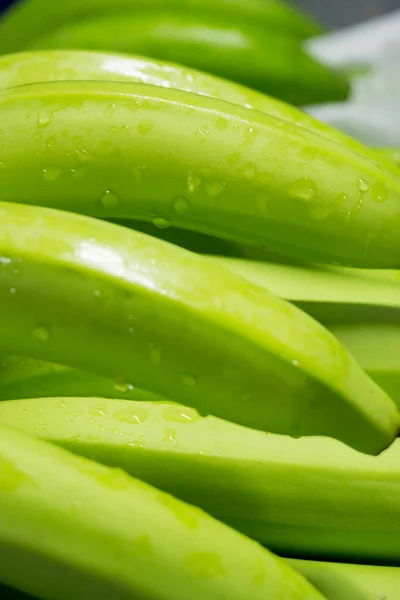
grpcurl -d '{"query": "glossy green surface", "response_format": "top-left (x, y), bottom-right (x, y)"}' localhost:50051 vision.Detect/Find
top-left (0, 202), bottom-right (396, 453)
top-left (0, 81), bottom-right (399, 267)
top-left (289, 560), bottom-right (400, 600)
top-left (0, 50), bottom-right (386, 171)
top-left (26, 14), bottom-right (343, 105)
top-left (0, 424), bottom-right (324, 599)
top-left (0, 0), bottom-right (323, 56)
top-left (376, 148), bottom-right (400, 167)
top-left (3, 397), bottom-right (400, 564)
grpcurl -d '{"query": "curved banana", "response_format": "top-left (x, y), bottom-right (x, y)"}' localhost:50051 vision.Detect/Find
top-left (0, 50), bottom-right (390, 172)
top-left (0, 202), bottom-right (396, 453)
top-left (0, 424), bottom-right (324, 600)
top-left (26, 13), bottom-right (345, 106)
top-left (1, 80), bottom-right (400, 267)
top-left (0, 0), bottom-right (324, 55)
top-left (3, 396), bottom-right (400, 564)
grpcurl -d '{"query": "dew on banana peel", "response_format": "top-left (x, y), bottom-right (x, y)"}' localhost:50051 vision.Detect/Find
top-left (289, 177), bottom-right (317, 202)
top-left (184, 552), bottom-right (225, 578)
top-left (173, 196), bottom-right (191, 214)
top-left (187, 170), bottom-right (202, 193)
top-left (33, 324), bottom-right (51, 341)
top-left (114, 406), bottom-right (148, 426)
top-left (213, 117), bottom-right (229, 132)
top-left (205, 180), bottom-right (226, 196)
top-left (137, 120), bottom-right (154, 136)
top-left (101, 190), bottom-right (119, 209)
top-left (241, 125), bottom-right (259, 148)
top-left (114, 381), bottom-right (134, 393)
top-left (152, 217), bottom-right (170, 229)
top-left (9, 287), bottom-right (16, 294)
top-left (42, 167), bottom-right (62, 182)
top-left (70, 168), bottom-right (86, 182)
top-left (163, 405), bottom-right (200, 424)
top-left (357, 178), bottom-right (370, 193)
top-left (243, 162), bottom-right (258, 179)
top-left (163, 428), bottom-right (179, 445)
top-left (132, 162), bottom-right (147, 181)
top-left (336, 192), bottom-right (348, 204)
top-left (85, 418), bottom-right (95, 425)
top-left (370, 182), bottom-right (388, 203)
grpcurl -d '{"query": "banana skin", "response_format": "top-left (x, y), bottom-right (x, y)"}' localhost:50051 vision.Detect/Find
top-left (288, 560), bottom-right (400, 600)
top-left (3, 396), bottom-right (400, 564)
top-left (0, 0), bottom-right (323, 55)
top-left (0, 50), bottom-right (389, 172)
top-left (0, 81), bottom-right (400, 267)
top-left (0, 202), bottom-right (396, 453)
top-left (26, 13), bottom-right (345, 106)
top-left (0, 424), bottom-right (324, 600)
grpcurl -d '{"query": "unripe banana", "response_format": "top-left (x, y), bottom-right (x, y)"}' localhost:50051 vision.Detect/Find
top-left (0, 424), bottom-right (324, 599)
top-left (0, 201), bottom-right (395, 453)
top-left (1, 80), bottom-right (400, 267)
top-left (0, 0), bottom-right (324, 55)
top-left (26, 13), bottom-right (345, 106)
top-left (2, 396), bottom-right (400, 564)
top-left (0, 50), bottom-right (390, 173)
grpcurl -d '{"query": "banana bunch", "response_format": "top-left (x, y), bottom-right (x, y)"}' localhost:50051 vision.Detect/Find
top-left (0, 47), bottom-right (400, 599)
top-left (0, 0), bottom-right (349, 105)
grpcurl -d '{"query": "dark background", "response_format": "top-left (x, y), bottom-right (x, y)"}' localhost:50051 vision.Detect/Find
top-left (0, 0), bottom-right (399, 29)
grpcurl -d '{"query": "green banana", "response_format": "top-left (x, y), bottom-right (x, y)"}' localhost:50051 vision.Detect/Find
top-left (0, 202), bottom-right (396, 453)
top-left (26, 13), bottom-right (345, 106)
top-left (212, 256), bottom-right (400, 323)
top-left (0, 81), bottom-right (400, 267)
top-left (330, 323), bottom-right (400, 410)
top-left (0, 50), bottom-right (389, 173)
top-left (0, 424), bottom-right (324, 599)
top-left (0, 356), bottom-right (166, 402)
top-left (3, 396), bottom-right (400, 563)
top-left (0, 0), bottom-right (324, 56)
top-left (288, 560), bottom-right (400, 600)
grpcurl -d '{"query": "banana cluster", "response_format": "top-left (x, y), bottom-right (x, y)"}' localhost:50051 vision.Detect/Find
top-left (0, 7), bottom-right (399, 599)
top-left (0, 0), bottom-right (349, 105)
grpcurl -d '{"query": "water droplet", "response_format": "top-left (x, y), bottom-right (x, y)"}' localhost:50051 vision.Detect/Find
top-left (33, 324), bottom-right (50, 341)
top-left (152, 217), bottom-right (170, 229)
top-left (149, 343), bottom-right (162, 364)
top-left (163, 427), bottom-right (178, 444)
top-left (289, 177), bottom-right (317, 202)
top-left (70, 168), bottom-right (86, 182)
top-left (336, 193), bottom-right (348, 204)
top-left (214, 117), bottom-right (229, 132)
top-left (242, 125), bottom-right (259, 147)
top-left (42, 167), bottom-right (61, 181)
top-left (243, 162), bottom-right (257, 179)
top-left (9, 288), bottom-right (16, 294)
top-left (205, 180), bottom-right (226, 196)
top-left (101, 190), bottom-right (119, 208)
top-left (114, 406), bottom-right (148, 425)
top-left (93, 289), bottom-right (101, 298)
top-left (292, 360), bottom-right (300, 367)
top-left (132, 162), bottom-right (146, 181)
top-left (137, 120), bottom-right (154, 136)
top-left (357, 178), bottom-right (369, 193)
top-left (76, 149), bottom-right (90, 163)
top-left (163, 406), bottom-right (200, 424)
top-left (370, 182), bottom-right (387, 203)
top-left (60, 401), bottom-right (66, 408)
top-left (174, 196), bottom-right (191, 214)
top-left (184, 552), bottom-right (224, 578)
top-left (187, 170), bottom-right (201, 193)
top-left (114, 382), bottom-right (134, 394)
top-left (228, 151), bottom-right (242, 165)
top-left (90, 404), bottom-right (107, 417)
top-left (128, 327), bottom-right (135, 334)
top-left (182, 374), bottom-right (197, 387)
top-left (85, 418), bottom-right (95, 425)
